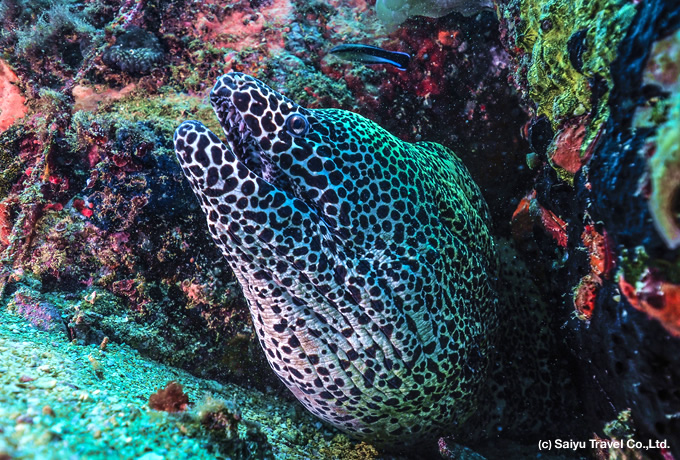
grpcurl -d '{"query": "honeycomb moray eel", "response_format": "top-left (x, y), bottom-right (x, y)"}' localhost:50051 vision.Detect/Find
top-left (174, 73), bottom-right (562, 446)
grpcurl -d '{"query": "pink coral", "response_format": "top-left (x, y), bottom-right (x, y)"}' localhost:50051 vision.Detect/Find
top-left (0, 60), bottom-right (28, 132)
top-left (72, 84), bottom-right (137, 112)
top-left (194, 0), bottom-right (293, 53)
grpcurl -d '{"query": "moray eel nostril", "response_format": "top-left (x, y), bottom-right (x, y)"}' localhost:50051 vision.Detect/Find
top-left (174, 72), bottom-right (501, 445)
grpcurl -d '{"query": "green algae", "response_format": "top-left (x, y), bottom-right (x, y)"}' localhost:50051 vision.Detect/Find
top-left (649, 91), bottom-right (680, 250)
top-left (0, 297), bottom-right (383, 459)
top-left (619, 245), bottom-right (680, 289)
top-left (98, 93), bottom-right (220, 140)
top-left (618, 246), bottom-right (649, 285)
top-left (172, 39), bottom-right (235, 93)
top-left (508, 0), bottom-right (636, 180)
top-left (516, 0), bottom-right (636, 126)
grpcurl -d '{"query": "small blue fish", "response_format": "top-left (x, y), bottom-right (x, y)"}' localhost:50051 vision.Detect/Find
top-left (328, 44), bottom-right (411, 71)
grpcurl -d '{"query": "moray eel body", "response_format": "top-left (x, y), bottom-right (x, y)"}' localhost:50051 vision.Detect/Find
top-left (174, 73), bottom-right (501, 444)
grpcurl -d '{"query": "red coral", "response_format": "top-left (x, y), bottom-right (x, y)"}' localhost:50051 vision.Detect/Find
top-left (511, 190), bottom-right (568, 248)
top-left (581, 225), bottom-right (615, 279)
top-left (550, 116), bottom-right (589, 174)
top-left (149, 381), bottom-right (190, 412)
top-left (390, 30), bottom-right (447, 98)
top-left (0, 59), bottom-right (28, 132)
top-left (541, 208), bottom-right (568, 248)
top-left (619, 270), bottom-right (680, 337)
top-left (437, 29), bottom-right (462, 48)
top-left (180, 278), bottom-right (209, 306)
top-left (73, 198), bottom-right (94, 218)
top-left (570, 225), bottom-right (616, 321)
top-left (550, 115), bottom-right (605, 177)
top-left (573, 274), bottom-right (601, 321)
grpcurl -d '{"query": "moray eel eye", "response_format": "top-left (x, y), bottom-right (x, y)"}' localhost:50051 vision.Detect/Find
top-left (285, 113), bottom-right (309, 136)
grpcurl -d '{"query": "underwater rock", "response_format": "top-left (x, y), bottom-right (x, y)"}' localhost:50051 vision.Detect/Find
top-left (498, 0), bottom-right (637, 181)
top-left (498, 0), bottom-right (680, 454)
top-left (0, 96), bottom-right (280, 392)
top-left (72, 83), bottom-right (137, 112)
top-left (193, 0), bottom-right (293, 54)
top-left (285, 22), bottom-right (325, 60)
top-left (267, 53), bottom-right (353, 109)
top-left (375, 0), bottom-right (493, 29)
top-left (103, 27), bottom-right (164, 75)
top-left (528, 115), bottom-right (553, 157)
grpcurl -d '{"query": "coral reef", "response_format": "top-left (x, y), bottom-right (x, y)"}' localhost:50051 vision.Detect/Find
top-left (499, 0), bottom-right (637, 182)
top-left (0, 0), bottom-right (677, 456)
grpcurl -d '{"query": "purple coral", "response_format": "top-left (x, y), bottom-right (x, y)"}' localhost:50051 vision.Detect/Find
top-left (12, 292), bottom-right (67, 335)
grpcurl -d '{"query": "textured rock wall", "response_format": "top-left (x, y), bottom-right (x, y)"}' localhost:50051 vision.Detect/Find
top-left (498, 0), bottom-right (680, 455)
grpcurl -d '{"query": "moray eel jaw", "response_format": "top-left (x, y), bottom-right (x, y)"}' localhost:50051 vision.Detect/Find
top-left (210, 73), bottom-right (289, 185)
top-left (203, 73), bottom-right (350, 249)
top-left (174, 72), bottom-right (499, 445)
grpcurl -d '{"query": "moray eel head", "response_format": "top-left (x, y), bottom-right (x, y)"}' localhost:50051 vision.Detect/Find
top-left (209, 73), bottom-right (306, 191)
top-left (208, 72), bottom-right (401, 229)
top-left (174, 72), bottom-right (499, 445)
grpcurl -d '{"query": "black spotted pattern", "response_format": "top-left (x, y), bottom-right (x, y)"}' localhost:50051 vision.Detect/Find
top-left (174, 72), bottom-right (501, 446)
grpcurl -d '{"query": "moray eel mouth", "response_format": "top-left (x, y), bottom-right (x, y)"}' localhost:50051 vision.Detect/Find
top-left (174, 72), bottom-right (499, 446)
top-left (212, 84), bottom-right (265, 177)
top-left (210, 73), bottom-right (304, 197)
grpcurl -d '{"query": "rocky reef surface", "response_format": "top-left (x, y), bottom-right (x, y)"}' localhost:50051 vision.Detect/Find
top-left (0, 0), bottom-right (678, 458)
top-left (0, 304), bottom-right (379, 459)
top-left (498, 0), bottom-right (680, 457)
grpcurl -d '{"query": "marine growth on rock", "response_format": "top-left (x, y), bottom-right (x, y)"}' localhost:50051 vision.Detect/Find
top-left (102, 26), bottom-right (164, 75)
